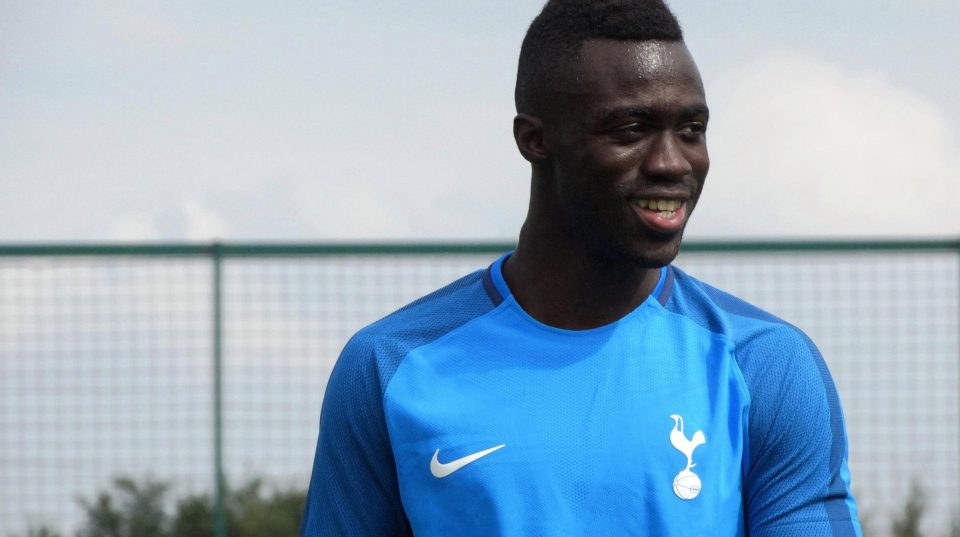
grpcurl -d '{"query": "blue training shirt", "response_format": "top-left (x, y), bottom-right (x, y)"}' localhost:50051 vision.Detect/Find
top-left (301, 254), bottom-right (862, 536)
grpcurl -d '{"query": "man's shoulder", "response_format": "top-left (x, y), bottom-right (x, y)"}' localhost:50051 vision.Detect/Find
top-left (337, 267), bottom-right (499, 381)
top-left (666, 266), bottom-right (836, 422)
top-left (665, 266), bottom-right (820, 367)
top-left (359, 267), bottom-right (496, 340)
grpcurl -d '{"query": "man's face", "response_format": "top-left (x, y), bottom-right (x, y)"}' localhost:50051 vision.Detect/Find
top-left (542, 39), bottom-right (709, 268)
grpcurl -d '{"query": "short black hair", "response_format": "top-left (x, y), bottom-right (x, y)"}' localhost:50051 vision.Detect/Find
top-left (515, 0), bottom-right (684, 115)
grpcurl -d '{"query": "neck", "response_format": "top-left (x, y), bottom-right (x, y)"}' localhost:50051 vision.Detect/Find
top-left (503, 221), bottom-right (662, 330)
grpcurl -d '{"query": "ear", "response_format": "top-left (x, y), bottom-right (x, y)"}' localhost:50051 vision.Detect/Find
top-left (513, 113), bottom-right (550, 163)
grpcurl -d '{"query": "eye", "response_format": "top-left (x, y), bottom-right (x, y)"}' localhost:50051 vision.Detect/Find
top-left (614, 123), bottom-right (644, 133)
top-left (677, 122), bottom-right (707, 140)
top-left (608, 122), bottom-right (650, 142)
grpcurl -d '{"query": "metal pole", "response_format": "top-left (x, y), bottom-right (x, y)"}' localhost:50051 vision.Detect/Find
top-left (212, 242), bottom-right (226, 537)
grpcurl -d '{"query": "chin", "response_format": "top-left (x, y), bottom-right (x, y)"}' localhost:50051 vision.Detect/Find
top-left (575, 219), bottom-right (686, 268)
top-left (618, 234), bottom-right (684, 268)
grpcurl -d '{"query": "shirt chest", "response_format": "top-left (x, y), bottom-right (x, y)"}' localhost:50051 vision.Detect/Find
top-left (382, 322), bottom-right (747, 535)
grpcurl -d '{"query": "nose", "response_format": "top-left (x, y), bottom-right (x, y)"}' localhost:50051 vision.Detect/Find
top-left (643, 132), bottom-right (693, 179)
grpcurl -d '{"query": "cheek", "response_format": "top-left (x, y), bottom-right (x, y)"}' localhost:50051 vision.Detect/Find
top-left (689, 148), bottom-right (709, 194)
top-left (596, 147), bottom-right (645, 206)
top-left (572, 140), bottom-right (642, 191)
top-left (685, 137), bottom-right (709, 170)
top-left (587, 140), bottom-right (640, 171)
top-left (553, 139), bottom-right (642, 211)
top-left (572, 147), bottom-right (641, 212)
top-left (693, 146), bottom-right (709, 174)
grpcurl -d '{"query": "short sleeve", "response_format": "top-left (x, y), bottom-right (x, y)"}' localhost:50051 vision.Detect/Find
top-left (737, 326), bottom-right (863, 537)
top-left (300, 335), bottom-right (412, 536)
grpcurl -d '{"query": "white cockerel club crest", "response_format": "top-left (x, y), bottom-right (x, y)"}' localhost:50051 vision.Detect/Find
top-left (669, 414), bottom-right (706, 500)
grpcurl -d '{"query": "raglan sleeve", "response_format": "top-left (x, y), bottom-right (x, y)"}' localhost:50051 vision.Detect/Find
top-left (738, 325), bottom-right (863, 537)
top-left (300, 334), bottom-right (412, 537)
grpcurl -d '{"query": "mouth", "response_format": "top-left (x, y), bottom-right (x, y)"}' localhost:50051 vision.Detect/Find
top-left (631, 198), bottom-right (688, 233)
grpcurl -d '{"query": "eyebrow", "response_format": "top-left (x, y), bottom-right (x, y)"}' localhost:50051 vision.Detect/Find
top-left (600, 105), bottom-right (710, 122)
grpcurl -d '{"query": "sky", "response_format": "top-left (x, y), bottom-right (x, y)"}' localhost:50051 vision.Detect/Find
top-left (1, 4), bottom-right (959, 532)
top-left (1, 0), bottom-right (958, 242)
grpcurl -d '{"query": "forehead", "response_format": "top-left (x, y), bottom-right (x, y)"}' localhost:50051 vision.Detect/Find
top-left (563, 39), bottom-right (705, 113)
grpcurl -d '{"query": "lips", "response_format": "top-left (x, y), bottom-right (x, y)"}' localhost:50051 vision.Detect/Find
top-left (631, 198), bottom-right (688, 233)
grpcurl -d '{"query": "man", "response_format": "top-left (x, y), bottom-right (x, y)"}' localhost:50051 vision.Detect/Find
top-left (302, 1), bottom-right (863, 535)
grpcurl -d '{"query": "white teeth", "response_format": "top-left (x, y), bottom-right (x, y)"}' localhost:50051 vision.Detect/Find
top-left (636, 199), bottom-right (681, 211)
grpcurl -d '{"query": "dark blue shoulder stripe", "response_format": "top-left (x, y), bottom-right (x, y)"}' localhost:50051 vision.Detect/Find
top-left (806, 337), bottom-right (859, 537)
top-left (657, 265), bottom-right (676, 305)
top-left (482, 264), bottom-right (504, 306)
top-left (697, 281), bottom-right (857, 533)
top-left (664, 268), bottom-right (859, 534)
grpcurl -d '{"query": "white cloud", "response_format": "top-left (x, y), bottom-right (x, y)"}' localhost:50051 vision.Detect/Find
top-left (181, 199), bottom-right (227, 240)
top-left (110, 212), bottom-right (164, 241)
top-left (688, 51), bottom-right (960, 238)
top-left (106, 200), bottom-right (228, 242)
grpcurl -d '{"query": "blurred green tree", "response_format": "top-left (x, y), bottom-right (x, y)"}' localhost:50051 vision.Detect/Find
top-left (13, 476), bottom-right (306, 537)
top-left (75, 477), bottom-right (168, 537)
top-left (892, 481), bottom-right (926, 537)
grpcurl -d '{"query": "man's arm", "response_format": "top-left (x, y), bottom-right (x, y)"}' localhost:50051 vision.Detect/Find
top-left (739, 327), bottom-right (863, 537)
top-left (300, 336), bottom-right (412, 536)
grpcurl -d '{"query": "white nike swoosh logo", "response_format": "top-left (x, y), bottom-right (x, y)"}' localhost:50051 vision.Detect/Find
top-left (430, 444), bottom-right (506, 478)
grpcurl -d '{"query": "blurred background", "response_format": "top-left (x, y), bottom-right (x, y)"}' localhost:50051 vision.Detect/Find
top-left (2, 1), bottom-right (958, 536)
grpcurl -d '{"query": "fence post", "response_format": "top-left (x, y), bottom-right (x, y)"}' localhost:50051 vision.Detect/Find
top-left (212, 242), bottom-right (226, 537)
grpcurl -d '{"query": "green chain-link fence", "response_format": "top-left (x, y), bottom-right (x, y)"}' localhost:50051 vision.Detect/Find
top-left (1, 240), bottom-right (957, 536)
